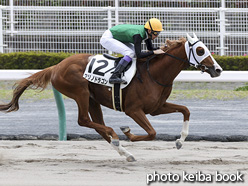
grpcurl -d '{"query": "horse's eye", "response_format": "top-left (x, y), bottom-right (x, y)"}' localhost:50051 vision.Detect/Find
top-left (196, 47), bottom-right (205, 56)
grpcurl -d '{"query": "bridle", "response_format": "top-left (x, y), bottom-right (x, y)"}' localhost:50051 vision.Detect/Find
top-left (146, 40), bottom-right (208, 87)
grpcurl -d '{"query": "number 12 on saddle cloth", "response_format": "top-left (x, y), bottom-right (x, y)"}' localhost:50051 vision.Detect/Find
top-left (83, 55), bottom-right (136, 89)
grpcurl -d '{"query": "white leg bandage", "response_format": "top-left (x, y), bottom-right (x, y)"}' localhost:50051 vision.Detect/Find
top-left (175, 120), bottom-right (189, 149)
top-left (110, 139), bottom-right (136, 162)
top-left (180, 120), bottom-right (189, 141)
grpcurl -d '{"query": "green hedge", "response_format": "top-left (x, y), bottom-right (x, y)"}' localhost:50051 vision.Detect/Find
top-left (0, 52), bottom-right (73, 69)
top-left (213, 55), bottom-right (248, 71)
top-left (0, 52), bottom-right (248, 70)
top-left (186, 55), bottom-right (248, 71)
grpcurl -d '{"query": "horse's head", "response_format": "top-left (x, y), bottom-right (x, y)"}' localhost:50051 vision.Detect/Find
top-left (185, 33), bottom-right (222, 77)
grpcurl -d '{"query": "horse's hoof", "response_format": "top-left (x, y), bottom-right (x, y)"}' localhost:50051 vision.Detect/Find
top-left (111, 139), bottom-right (120, 147)
top-left (175, 139), bottom-right (183, 150)
top-left (126, 155), bottom-right (136, 162)
top-left (120, 126), bottom-right (130, 133)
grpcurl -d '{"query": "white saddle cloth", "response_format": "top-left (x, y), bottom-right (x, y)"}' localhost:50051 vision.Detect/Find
top-left (83, 55), bottom-right (136, 89)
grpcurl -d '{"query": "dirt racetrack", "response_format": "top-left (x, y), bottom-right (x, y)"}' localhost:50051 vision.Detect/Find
top-left (0, 140), bottom-right (247, 186)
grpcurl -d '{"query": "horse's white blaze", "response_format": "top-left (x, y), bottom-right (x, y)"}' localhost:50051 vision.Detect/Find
top-left (110, 139), bottom-right (135, 162)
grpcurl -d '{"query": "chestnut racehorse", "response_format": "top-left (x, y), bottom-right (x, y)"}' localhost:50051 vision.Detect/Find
top-left (0, 33), bottom-right (222, 162)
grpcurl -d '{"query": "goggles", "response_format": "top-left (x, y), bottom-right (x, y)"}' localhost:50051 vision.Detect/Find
top-left (152, 31), bottom-right (160, 36)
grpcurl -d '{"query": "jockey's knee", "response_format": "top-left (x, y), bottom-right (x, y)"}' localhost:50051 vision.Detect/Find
top-left (126, 52), bottom-right (135, 59)
top-left (148, 130), bottom-right (156, 140)
top-left (100, 30), bottom-right (111, 46)
top-left (100, 37), bottom-right (107, 47)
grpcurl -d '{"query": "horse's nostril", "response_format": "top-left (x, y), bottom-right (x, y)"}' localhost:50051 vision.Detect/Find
top-left (216, 69), bottom-right (222, 74)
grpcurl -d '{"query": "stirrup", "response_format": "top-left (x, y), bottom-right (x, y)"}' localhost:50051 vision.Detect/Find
top-left (109, 77), bottom-right (127, 84)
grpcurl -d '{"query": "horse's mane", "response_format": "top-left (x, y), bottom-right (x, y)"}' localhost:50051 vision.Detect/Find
top-left (138, 37), bottom-right (186, 62)
top-left (161, 37), bottom-right (186, 52)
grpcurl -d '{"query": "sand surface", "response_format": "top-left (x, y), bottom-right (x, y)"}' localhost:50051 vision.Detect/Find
top-left (0, 140), bottom-right (247, 186)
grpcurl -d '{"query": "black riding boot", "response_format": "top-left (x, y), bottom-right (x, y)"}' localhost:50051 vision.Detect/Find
top-left (109, 59), bottom-right (129, 84)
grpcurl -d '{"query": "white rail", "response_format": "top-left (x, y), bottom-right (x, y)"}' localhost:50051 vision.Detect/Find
top-left (175, 71), bottom-right (248, 82)
top-left (0, 70), bottom-right (41, 80)
top-left (0, 70), bottom-right (248, 82)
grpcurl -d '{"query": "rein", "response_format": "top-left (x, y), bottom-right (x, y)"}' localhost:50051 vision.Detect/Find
top-left (146, 51), bottom-right (190, 88)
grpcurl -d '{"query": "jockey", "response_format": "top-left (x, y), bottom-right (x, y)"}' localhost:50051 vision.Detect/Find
top-left (100, 18), bottom-right (165, 84)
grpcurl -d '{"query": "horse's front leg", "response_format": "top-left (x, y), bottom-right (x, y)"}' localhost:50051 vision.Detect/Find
top-left (151, 102), bottom-right (190, 149)
top-left (123, 109), bottom-right (157, 142)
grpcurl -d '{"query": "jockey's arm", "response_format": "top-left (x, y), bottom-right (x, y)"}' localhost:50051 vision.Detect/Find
top-left (133, 34), bottom-right (154, 58)
top-left (145, 38), bottom-right (160, 51)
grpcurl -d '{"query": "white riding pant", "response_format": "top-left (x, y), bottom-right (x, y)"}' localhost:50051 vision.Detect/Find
top-left (100, 29), bottom-right (135, 58)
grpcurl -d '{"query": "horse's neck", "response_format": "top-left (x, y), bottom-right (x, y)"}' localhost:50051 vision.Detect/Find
top-left (147, 50), bottom-right (187, 86)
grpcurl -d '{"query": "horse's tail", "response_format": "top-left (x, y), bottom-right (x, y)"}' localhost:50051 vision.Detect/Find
top-left (0, 66), bottom-right (55, 112)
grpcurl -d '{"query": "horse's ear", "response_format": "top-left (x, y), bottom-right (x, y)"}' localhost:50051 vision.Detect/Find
top-left (166, 39), bottom-right (172, 47)
top-left (186, 33), bottom-right (194, 44)
top-left (193, 32), bottom-right (198, 40)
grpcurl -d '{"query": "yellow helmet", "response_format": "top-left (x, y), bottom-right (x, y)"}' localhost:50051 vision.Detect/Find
top-left (144, 18), bottom-right (163, 32)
